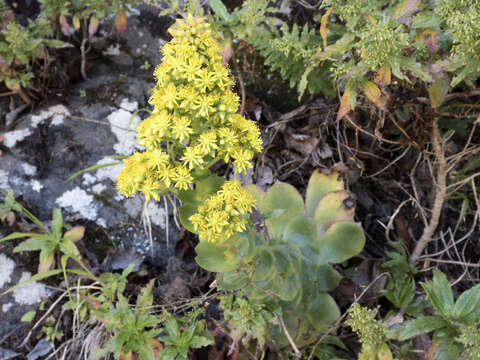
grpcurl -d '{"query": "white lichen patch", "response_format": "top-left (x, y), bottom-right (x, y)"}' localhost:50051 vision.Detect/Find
top-left (95, 157), bottom-right (125, 183)
top-left (107, 98), bottom-right (142, 155)
top-left (56, 187), bottom-right (98, 221)
top-left (0, 254), bottom-right (15, 289)
top-left (105, 43), bottom-right (121, 56)
top-left (3, 128), bottom-right (32, 148)
top-left (13, 272), bottom-right (50, 305)
top-left (82, 173), bottom-right (97, 186)
top-left (22, 163), bottom-right (37, 176)
top-left (146, 200), bottom-right (166, 228)
top-left (0, 170), bottom-right (8, 190)
top-left (2, 302), bottom-right (13, 312)
top-left (92, 183), bottom-right (107, 193)
top-left (31, 104), bottom-right (70, 127)
top-left (30, 180), bottom-right (43, 192)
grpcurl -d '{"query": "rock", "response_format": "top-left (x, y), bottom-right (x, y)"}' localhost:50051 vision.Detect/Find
top-left (0, 253), bottom-right (51, 337)
top-left (0, 78), bottom-right (178, 267)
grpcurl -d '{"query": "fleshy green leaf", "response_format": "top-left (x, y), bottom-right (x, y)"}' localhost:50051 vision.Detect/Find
top-left (217, 271), bottom-right (248, 291)
top-left (283, 215), bottom-right (320, 264)
top-left (251, 247), bottom-right (276, 282)
top-left (315, 264), bottom-right (342, 292)
top-left (306, 292), bottom-right (340, 331)
top-left (178, 204), bottom-right (197, 233)
top-left (195, 242), bottom-right (240, 272)
top-left (260, 183), bottom-right (304, 239)
top-left (313, 190), bottom-right (355, 233)
top-left (305, 170), bottom-right (344, 217)
top-left (271, 273), bottom-right (300, 302)
top-left (317, 221), bottom-right (365, 264)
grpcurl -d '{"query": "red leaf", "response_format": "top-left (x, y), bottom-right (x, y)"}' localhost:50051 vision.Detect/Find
top-left (88, 15), bottom-right (99, 39)
top-left (114, 11), bottom-right (127, 34)
top-left (59, 14), bottom-right (74, 36)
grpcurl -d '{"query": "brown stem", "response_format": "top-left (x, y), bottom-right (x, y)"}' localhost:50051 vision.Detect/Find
top-left (231, 49), bottom-right (246, 114)
top-left (409, 119), bottom-right (447, 266)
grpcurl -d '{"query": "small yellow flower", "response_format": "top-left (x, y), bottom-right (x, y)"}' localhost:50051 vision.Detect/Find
top-left (181, 146), bottom-right (204, 170)
top-left (197, 130), bottom-right (218, 156)
top-left (232, 148), bottom-right (253, 174)
top-left (172, 165), bottom-right (193, 190)
top-left (171, 116), bottom-right (194, 142)
top-left (189, 180), bottom-right (256, 243)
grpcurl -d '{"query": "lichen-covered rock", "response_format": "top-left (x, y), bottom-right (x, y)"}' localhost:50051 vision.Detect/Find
top-left (0, 83), bottom-right (177, 267)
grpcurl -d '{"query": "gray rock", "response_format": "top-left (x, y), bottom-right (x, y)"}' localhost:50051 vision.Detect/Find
top-left (0, 253), bottom-right (51, 338)
top-left (0, 80), bottom-right (178, 267)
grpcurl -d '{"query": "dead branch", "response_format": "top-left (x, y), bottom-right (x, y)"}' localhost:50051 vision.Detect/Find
top-left (409, 120), bottom-right (447, 266)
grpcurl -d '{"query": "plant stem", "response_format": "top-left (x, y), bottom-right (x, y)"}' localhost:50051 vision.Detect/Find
top-left (409, 119), bottom-right (447, 266)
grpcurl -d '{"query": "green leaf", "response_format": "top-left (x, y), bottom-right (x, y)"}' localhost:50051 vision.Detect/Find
top-left (178, 175), bottom-right (224, 204)
top-left (1, 232), bottom-right (50, 242)
top-left (51, 208), bottom-right (63, 237)
top-left (271, 273), bottom-right (300, 302)
top-left (393, 316), bottom-right (446, 341)
top-left (178, 204), bottom-right (197, 233)
top-left (453, 284), bottom-right (480, 319)
top-left (316, 264), bottom-right (342, 292)
top-left (217, 270), bottom-right (248, 291)
top-left (251, 247), bottom-right (276, 282)
top-left (317, 221), bottom-right (365, 264)
top-left (65, 161), bottom-right (123, 183)
top-left (189, 335), bottom-right (213, 349)
top-left (21, 311), bottom-right (36, 323)
top-left (283, 215), bottom-right (319, 264)
top-left (209, 0), bottom-right (231, 22)
top-left (313, 190), bottom-right (355, 233)
top-left (244, 184), bottom-right (265, 210)
top-left (260, 183), bottom-right (304, 239)
top-left (13, 237), bottom-right (46, 252)
top-left (305, 170), bottom-right (344, 217)
top-left (195, 241), bottom-right (240, 272)
top-left (59, 237), bottom-right (80, 257)
top-left (421, 270), bottom-right (454, 318)
top-left (306, 292), bottom-right (340, 331)
top-left (272, 245), bottom-right (294, 275)
top-left (2, 269), bottom-right (62, 295)
top-left (428, 75), bottom-right (449, 108)
top-left (43, 39), bottom-right (73, 48)
top-left (435, 339), bottom-right (461, 360)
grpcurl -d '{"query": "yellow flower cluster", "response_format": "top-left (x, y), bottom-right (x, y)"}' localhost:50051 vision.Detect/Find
top-left (189, 180), bottom-right (256, 243)
top-left (116, 15), bottom-right (262, 200)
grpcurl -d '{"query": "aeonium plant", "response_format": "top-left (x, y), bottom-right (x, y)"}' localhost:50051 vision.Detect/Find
top-left (116, 14), bottom-right (366, 351)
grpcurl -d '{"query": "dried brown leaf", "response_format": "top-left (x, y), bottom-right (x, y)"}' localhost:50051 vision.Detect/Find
top-left (320, 9), bottom-right (333, 48)
top-left (363, 80), bottom-right (384, 108)
top-left (337, 88), bottom-right (351, 121)
top-left (375, 65), bottom-right (391, 86)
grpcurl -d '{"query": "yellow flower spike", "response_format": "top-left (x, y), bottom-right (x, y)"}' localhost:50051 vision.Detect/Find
top-left (116, 15), bottom-right (262, 215)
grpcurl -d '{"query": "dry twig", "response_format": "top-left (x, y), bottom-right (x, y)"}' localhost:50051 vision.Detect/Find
top-left (409, 120), bottom-right (447, 266)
